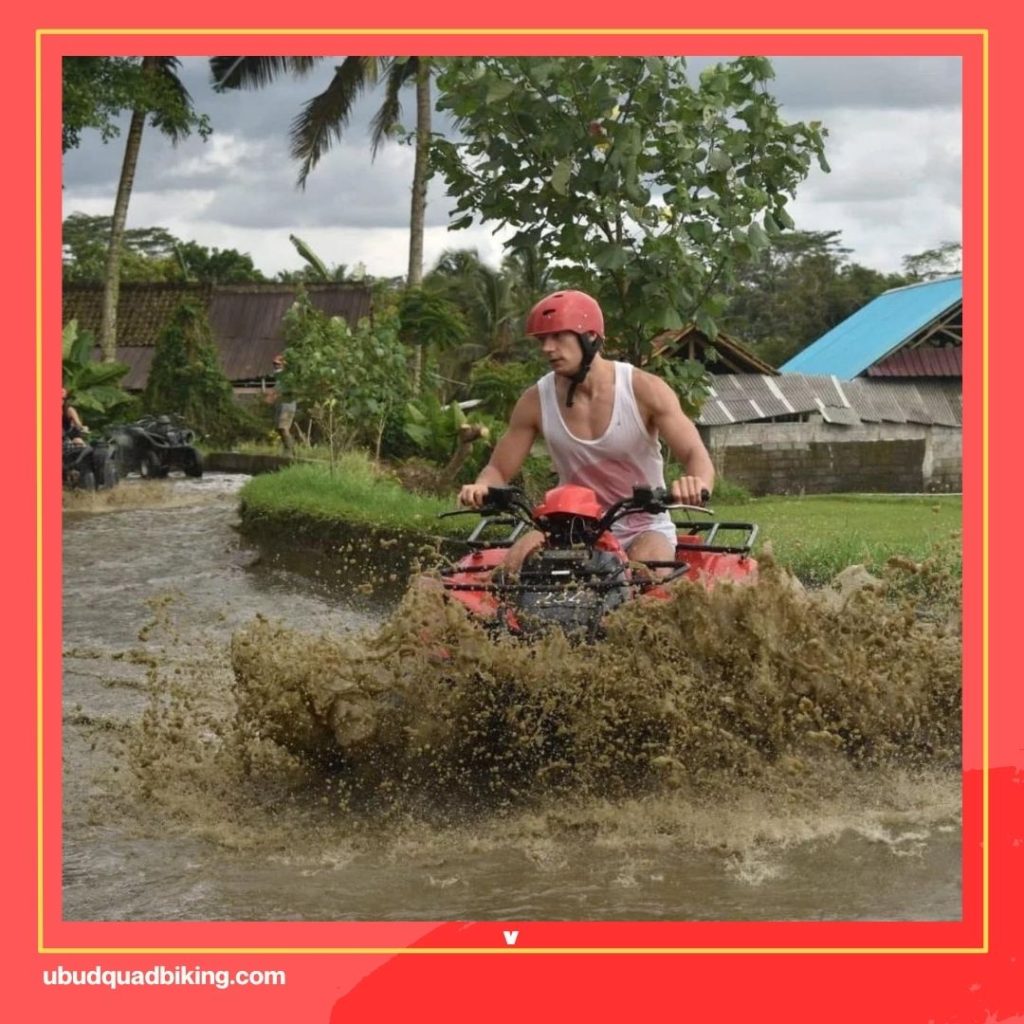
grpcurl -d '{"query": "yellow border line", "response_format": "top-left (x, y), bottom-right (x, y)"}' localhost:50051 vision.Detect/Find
top-left (41, 946), bottom-right (989, 955)
top-left (44, 32), bottom-right (987, 958)
top-left (36, 27), bottom-right (46, 954)
top-left (39, 27), bottom-right (987, 35)
top-left (980, 27), bottom-right (990, 955)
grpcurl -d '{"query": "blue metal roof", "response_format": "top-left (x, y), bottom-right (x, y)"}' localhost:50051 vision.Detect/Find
top-left (779, 275), bottom-right (962, 379)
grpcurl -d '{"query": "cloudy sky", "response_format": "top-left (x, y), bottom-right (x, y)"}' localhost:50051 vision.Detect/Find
top-left (61, 55), bottom-right (962, 280)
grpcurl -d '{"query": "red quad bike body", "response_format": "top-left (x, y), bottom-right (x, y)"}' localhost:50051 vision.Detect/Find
top-left (437, 484), bottom-right (758, 641)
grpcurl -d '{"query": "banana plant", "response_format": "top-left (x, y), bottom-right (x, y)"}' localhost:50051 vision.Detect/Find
top-left (288, 233), bottom-right (332, 281)
top-left (62, 319), bottom-right (137, 427)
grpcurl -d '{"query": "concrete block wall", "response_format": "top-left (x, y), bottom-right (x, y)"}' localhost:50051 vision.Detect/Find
top-left (702, 421), bottom-right (961, 495)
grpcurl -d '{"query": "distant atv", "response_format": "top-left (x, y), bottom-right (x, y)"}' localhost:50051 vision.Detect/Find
top-left (62, 436), bottom-right (118, 491)
top-left (108, 414), bottom-right (204, 479)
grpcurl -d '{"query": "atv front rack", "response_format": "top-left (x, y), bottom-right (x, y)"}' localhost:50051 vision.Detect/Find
top-left (670, 518), bottom-right (759, 556)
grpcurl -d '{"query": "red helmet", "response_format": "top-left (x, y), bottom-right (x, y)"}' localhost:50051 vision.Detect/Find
top-left (526, 290), bottom-right (604, 340)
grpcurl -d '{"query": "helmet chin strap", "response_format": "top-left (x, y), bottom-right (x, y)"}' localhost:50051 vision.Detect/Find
top-left (565, 332), bottom-right (602, 407)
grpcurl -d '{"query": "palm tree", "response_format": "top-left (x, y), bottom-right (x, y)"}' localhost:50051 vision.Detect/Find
top-left (210, 56), bottom-right (430, 289)
top-left (211, 56), bottom-right (437, 385)
top-left (99, 57), bottom-right (207, 361)
top-left (427, 244), bottom-right (554, 362)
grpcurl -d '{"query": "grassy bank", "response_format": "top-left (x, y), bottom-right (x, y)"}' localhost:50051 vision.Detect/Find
top-left (238, 456), bottom-right (962, 585)
top-left (238, 453), bottom-right (461, 536)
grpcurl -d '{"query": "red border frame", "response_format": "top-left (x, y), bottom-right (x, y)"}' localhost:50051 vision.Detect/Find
top-left (10, 5), bottom-right (1020, 1021)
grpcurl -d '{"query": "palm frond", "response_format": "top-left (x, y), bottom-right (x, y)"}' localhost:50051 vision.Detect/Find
top-left (210, 56), bottom-right (319, 91)
top-left (369, 58), bottom-right (419, 156)
top-left (148, 57), bottom-right (195, 144)
top-left (289, 57), bottom-right (380, 188)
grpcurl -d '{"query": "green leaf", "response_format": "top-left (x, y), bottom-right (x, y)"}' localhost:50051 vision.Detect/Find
top-left (707, 149), bottom-right (732, 172)
top-left (695, 308), bottom-right (718, 339)
top-left (685, 220), bottom-right (711, 245)
top-left (657, 305), bottom-right (685, 331)
top-left (747, 221), bottom-right (770, 250)
top-left (550, 157), bottom-right (572, 195)
top-left (593, 242), bottom-right (630, 271)
top-left (485, 78), bottom-right (517, 104)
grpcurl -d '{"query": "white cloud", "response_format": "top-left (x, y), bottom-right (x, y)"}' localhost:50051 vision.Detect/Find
top-left (61, 55), bottom-right (964, 280)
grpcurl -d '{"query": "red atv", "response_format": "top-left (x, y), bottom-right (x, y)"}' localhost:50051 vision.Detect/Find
top-left (438, 484), bottom-right (759, 641)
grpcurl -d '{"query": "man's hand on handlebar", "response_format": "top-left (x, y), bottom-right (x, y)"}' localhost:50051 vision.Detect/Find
top-left (458, 483), bottom-right (491, 509)
top-left (670, 475), bottom-right (711, 506)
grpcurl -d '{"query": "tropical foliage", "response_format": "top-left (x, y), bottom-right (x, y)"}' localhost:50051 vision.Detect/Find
top-left (62, 214), bottom-right (266, 285)
top-left (63, 56), bottom-right (212, 360)
top-left (61, 320), bottom-right (136, 428)
top-left (142, 301), bottom-right (259, 442)
top-left (901, 241), bottom-right (962, 282)
top-left (432, 56), bottom-right (829, 365)
top-left (719, 230), bottom-right (906, 367)
top-left (278, 293), bottom-right (412, 460)
top-left (209, 56), bottom-right (432, 286)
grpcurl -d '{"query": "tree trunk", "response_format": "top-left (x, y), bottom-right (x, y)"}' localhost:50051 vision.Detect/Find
top-left (99, 58), bottom-right (155, 362)
top-left (408, 63), bottom-right (431, 393)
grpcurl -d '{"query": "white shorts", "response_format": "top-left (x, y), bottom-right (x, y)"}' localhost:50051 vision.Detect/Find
top-left (610, 511), bottom-right (677, 552)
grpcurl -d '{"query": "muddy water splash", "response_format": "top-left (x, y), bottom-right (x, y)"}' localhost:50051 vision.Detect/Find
top-left (226, 555), bottom-right (961, 815)
top-left (72, 485), bottom-right (961, 921)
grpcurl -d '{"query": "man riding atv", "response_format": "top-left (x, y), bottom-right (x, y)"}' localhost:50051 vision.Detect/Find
top-left (458, 289), bottom-right (715, 574)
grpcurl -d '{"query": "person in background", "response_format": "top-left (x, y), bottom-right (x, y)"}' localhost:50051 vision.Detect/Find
top-left (62, 388), bottom-right (88, 446)
top-left (458, 289), bottom-right (715, 574)
top-left (269, 354), bottom-right (298, 452)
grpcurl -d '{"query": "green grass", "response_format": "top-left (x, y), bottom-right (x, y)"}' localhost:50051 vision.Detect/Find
top-left (238, 452), bottom-right (465, 536)
top-left (239, 455), bottom-right (962, 585)
top-left (709, 493), bottom-right (962, 584)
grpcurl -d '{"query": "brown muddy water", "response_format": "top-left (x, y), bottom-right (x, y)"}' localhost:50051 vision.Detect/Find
top-left (63, 475), bottom-right (962, 922)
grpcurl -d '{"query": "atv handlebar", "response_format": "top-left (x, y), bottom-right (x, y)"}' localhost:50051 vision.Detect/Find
top-left (441, 484), bottom-right (712, 530)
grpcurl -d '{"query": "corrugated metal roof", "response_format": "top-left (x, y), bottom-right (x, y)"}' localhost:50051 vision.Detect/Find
top-left (89, 346), bottom-right (156, 391)
top-left (209, 286), bottom-right (372, 381)
top-left (697, 398), bottom-right (738, 426)
top-left (772, 375), bottom-right (824, 415)
top-left (914, 380), bottom-right (962, 426)
top-left (840, 378), bottom-right (884, 423)
top-left (695, 374), bottom-right (961, 428)
top-left (815, 401), bottom-right (861, 426)
top-left (779, 276), bottom-right (963, 379)
top-left (867, 346), bottom-right (962, 377)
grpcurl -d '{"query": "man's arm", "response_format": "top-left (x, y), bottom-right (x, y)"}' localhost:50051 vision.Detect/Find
top-left (634, 370), bottom-right (715, 504)
top-left (458, 387), bottom-right (541, 507)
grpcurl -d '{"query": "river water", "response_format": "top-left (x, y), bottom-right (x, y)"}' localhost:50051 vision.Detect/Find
top-left (62, 474), bottom-right (962, 922)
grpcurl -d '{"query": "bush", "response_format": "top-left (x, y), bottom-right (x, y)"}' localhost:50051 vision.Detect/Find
top-left (280, 293), bottom-right (412, 459)
top-left (143, 301), bottom-right (260, 444)
top-left (468, 357), bottom-right (545, 419)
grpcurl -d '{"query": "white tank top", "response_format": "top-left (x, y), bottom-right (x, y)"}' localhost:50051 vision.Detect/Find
top-left (537, 361), bottom-right (674, 545)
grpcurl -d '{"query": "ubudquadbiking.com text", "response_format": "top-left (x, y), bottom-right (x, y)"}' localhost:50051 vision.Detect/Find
top-left (42, 964), bottom-right (286, 991)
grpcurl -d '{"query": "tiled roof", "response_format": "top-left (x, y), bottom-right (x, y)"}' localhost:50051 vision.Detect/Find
top-left (64, 282), bottom-right (373, 385)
